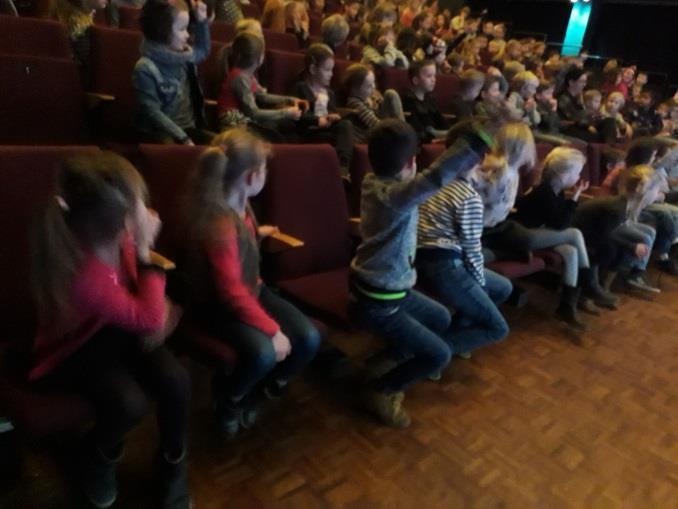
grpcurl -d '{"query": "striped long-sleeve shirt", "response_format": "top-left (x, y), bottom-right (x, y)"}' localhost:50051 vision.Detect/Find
top-left (417, 178), bottom-right (486, 286)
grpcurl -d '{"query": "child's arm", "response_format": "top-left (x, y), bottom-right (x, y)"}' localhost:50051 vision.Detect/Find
top-left (362, 45), bottom-right (394, 67)
top-left (458, 193), bottom-right (486, 287)
top-left (133, 65), bottom-right (192, 143)
top-left (232, 74), bottom-right (298, 123)
top-left (348, 96), bottom-right (381, 129)
top-left (190, 17), bottom-right (211, 64)
top-left (382, 129), bottom-right (491, 210)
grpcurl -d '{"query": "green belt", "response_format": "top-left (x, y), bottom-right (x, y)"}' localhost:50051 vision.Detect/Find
top-left (354, 283), bottom-right (407, 301)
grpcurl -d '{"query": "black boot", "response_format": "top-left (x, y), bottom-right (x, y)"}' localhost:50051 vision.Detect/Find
top-left (555, 285), bottom-right (586, 329)
top-left (79, 441), bottom-right (121, 509)
top-left (581, 266), bottom-right (618, 310)
top-left (156, 451), bottom-right (191, 509)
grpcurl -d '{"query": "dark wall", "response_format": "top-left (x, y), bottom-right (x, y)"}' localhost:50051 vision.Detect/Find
top-left (469, 0), bottom-right (678, 88)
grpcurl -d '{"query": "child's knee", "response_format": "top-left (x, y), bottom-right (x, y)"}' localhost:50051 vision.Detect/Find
top-left (113, 388), bottom-right (149, 426)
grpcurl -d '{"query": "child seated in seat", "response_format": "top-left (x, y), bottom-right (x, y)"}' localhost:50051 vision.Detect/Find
top-left (349, 119), bottom-right (492, 428)
top-left (600, 91), bottom-right (634, 143)
top-left (535, 80), bottom-right (561, 134)
top-left (507, 71), bottom-right (540, 128)
top-left (50, 0), bottom-right (107, 70)
top-left (217, 32), bottom-right (307, 142)
top-left (343, 63), bottom-right (405, 143)
top-left (291, 43), bottom-right (355, 170)
top-left (401, 59), bottom-right (449, 144)
top-left (627, 90), bottom-right (663, 137)
top-left (133, 0), bottom-right (215, 145)
top-left (361, 24), bottom-right (409, 69)
top-left (475, 75), bottom-right (520, 127)
top-left (184, 128), bottom-right (321, 437)
top-left (285, 0), bottom-right (310, 49)
top-left (449, 69), bottom-right (484, 120)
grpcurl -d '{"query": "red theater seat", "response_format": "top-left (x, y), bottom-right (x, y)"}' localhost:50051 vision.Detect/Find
top-left (433, 73), bottom-right (461, 115)
top-left (0, 14), bottom-right (72, 59)
top-left (377, 67), bottom-right (410, 96)
top-left (118, 5), bottom-right (141, 30)
top-left (211, 21), bottom-right (235, 43)
top-left (0, 55), bottom-right (88, 144)
top-left (260, 49), bottom-right (305, 94)
top-left (263, 29), bottom-right (299, 52)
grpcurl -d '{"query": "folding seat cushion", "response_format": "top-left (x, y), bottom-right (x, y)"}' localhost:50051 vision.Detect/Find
top-left (88, 26), bottom-right (143, 140)
top-left (263, 29), bottom-right (299, 52)
top-left (118, 5), bottom-right (141, 30)
top-left (0, 146), bottom-right (100, 439)
top-left (0, 15), bottom-right (72, 59)
top-left (432, 73), bottom-right (461, 115)
top-left (0, 55), bottom-right (88, 144)
top-left (210, 21), bottom-right (235, 43)
top-left (260, 49), bottom-right (305, 95)
top-left (376, 67), bottom-right (410, 97)
top-left (255, 145), bottom-right (355, 326)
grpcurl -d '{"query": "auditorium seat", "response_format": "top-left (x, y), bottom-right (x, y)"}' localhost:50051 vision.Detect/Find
top-left (210, 21), bottom-right (235, 44)
top-left (0, 146), bottom-right (101, 439)
top-left (263, 29), bottom-right (299, 52)
top-left (376, 67), bottom-right (410, 97)
top-left (433, 73), bottom-right (461, 115)
top-left (118, 5), bottom-right (141, 30)
top-left (0, 55), bottom-right (89, 144)
top-left (241, 2), bottom-right (261, 19)
top-left (260, 49), bottom-right (305, 95)
top-left (347, 144), bottom-right (370, 216)
top-left (0, 14), bottom-right (72, 59)
top-left (256, 145), bottom-right (355, 326)
top-left (348, 41), bottom-right (363, 61)
top-left (309, 13), bottom-right (322, 36)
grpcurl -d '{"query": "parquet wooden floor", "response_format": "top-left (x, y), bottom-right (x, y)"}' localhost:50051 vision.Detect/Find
top-left (2, 271), bottom-right (677, 509)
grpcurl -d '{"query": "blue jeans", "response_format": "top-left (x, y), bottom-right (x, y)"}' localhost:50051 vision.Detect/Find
top-left (641, 204), bottom-right (678, 255)
top-left (213, 286), bottom-right (321, 400)
top-left (417, 253), bottom-right (511, 353)
top-left (613, 222), bottom-right (655, 271)
top-left (348, 288), bottom-right (452, 393)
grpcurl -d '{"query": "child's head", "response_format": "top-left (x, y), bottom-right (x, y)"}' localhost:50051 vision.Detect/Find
top-left (533, 41), bottom-right (546, 57)
top-left (409, 59), bottom-right (437, 93)
top-left (435, 13), bottom-right (448, 30)
top-left (564, 66), bottom-right (587, 95)
top-left (395, 27), bottom-right (418, 57)
top-left (511, 71), bottom-right (539, 100)
top-left (367, 119), bottom-right (418, 180)
top-left (447, 52), bottom-right (465, 74)
top-left (230, 32), bottom-right (265, 70)
top-left (285, 0), bottom-right (308, 28)
top-left (344, 63), bottom-right (375, 100)
top-left (605, 91), bottom-right (625, 115)
top-left (369, 2), bottom-right (397, 28)
top-left (504, 39), bottom-right (522, 61)
top-left (535, 80), bottom-right (555, 102)
top-left (637, 90), bottom-right (654, 108)
top-left (635, 71), bottom-right (648, 86)
top-left (459, 68), bottom-right (485, 100)
top-left (583, 89), bottom-right (602, 113)
top-left (481, 75), bottom-right (504, 103)
top-left (203, 128), bottom-right (272, 201)
top-left (412, 11), bottom-right (434, 32)
top-left (234, 18), bottom-right (263, 38)
top-left (502, 60), bottom-right (525, 84)
top-left (619, 165), bottom-right (661, 207)
top-left (495, 122), bottom-right (536, 170)
top-left (602, 147), bottom-right (626, 174)
top-left (542, 147), bottom-right (586, 189)
top-left (493, 22), bottom-right (505, 40)
top-left (626, 137), bottom-right (659, 166)
top-left (482, 20), bottom-right (494, 35)
top-left (33, 152), bottom-right (145, 319)
top-left (345, 0), bottom-right (362, 20)
top-left (368, 24), bottom-right (395, 48)
top-left (140, 0), bottom-right (190, 52)
top-left (621, 66), bottom-right (635, 84)
top-left (321, 13), bottom-right (350, 49)
top-left (305, 43), bottom-right (335, 87)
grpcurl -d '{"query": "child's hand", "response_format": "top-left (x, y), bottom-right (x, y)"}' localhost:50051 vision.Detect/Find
top-left (327, 113), bottom-right (342, 123)
top-left (524, 98), bottom-right (536, 112)
top-left (572, 179), bottom-right (589, 201)
top-left (292, 98), bottom-right (309, 112)
top-left (135, 207), bottom-right (162, 263)
top-left (257, 224), bottom-right (280, 238)
top-left (634, 243), bottom-right (650, 259)
top-left (191, 0), bottom-right (208, 22)
top-left (271, 330), bottom-right (292, 362)
top-left (318, 115), bottom-right (330, 128)
top-left (549, 97), bottom-right (558, 111)
top-left (140, 300), bottom-right (183, 352)
top-left (183, 138), bottom-right (195, 146)
top-left (286, 106), bottom-right (302, 120)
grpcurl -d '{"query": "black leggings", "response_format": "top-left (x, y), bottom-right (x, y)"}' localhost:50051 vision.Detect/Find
top-left (37, 328), bottom-right (190, 459)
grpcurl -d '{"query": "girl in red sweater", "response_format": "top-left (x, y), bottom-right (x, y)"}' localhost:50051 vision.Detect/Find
top-left (30, 152), bottom-right (190, 509)
top-left (185, 128), bottom-right (321, 437)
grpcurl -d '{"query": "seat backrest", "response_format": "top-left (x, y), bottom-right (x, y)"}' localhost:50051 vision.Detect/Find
top-left (348, 41), bottom-right (363, 61)
top-left (348, 144), bottom-right (370, 216)
top-left (586, 142), bottom-right (607, 186)
top-left (241, 2), bottom-right (261, 19)
top-left (211, 21), bottom-right (235, 43)
top-left (331, 57), bottom-right (352, 91)
top-left (256, 144), bottom-right (353, 281)
top-left (377, 67), bottom-right (410, 97)
top-left (0, 146), bottom-right (100, 342)
top-left (118, 5), bottom-right (141, 30)
top-left (263, 29), bottom-right (299, 52)
top-left (260, 49), bottom-right (305, 95)
top-left (433, 73), bottom-right (461, 115)
top-left (0, 55), bottom-right (88, 144)
top-left (198, 41), bottom-right (227, 100)
top-left (89, 26), bottom-right (143, 140)
top-left (309, 13), bottom-right (322, 36)
top-left (137, 145), bottom-right (206, 259)
top-left (0, 14), bottom-right (72, 59)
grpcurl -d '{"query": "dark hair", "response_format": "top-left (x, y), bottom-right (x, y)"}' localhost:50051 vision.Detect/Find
top-left (231, 32), bottom-right (265, 70)
top-left (305, 43), bottom-right (334, 75)
top-left (367, 119), bottom-right (418, 177)
top-left (412, 11), bottom-right (431, 31)
top-left (625, 137), bottom-right (659, 166)
top-left (409, 58), bottom-right (436, 82)
top-left (343, 63), bottom-right (372, 96)
top-left (396, 27), bottom-right (418, 58)
top-left (563, 66), bottom-right (586, 88)
top-left (140, 0), bottom-right (189, 45)
top-left (537, 79), bottom-right (555, 94)
top-left (482, 75), bottom-right (503, 93)
top-left (32, 152), bottom-right (142, 323)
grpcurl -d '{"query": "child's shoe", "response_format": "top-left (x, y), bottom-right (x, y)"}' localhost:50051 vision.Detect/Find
top-left (363, 389), bottom-right (411, 428)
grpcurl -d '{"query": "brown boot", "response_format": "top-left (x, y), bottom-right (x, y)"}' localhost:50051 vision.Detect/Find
top-left (363, 389), bottom-right (411, 428)
top-left (555, 285), bottom-right (587, 330)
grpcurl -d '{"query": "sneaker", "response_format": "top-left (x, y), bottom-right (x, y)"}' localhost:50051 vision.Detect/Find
top-left (363, 389), bottom-right (411, 428)
top-left (214, 398), bottom-right (242, 438)
top-left (625, 275), bottom-right (661, 293)
top-left (156, 452), bottom-right (192, 509)
top-left (239, 393), bottom-right (262, 430)
top-left (80, 445), bottom-right (120, 509)
top-left (578, 297), bottom-right (601, 316)
top-left (262, 380), bottom-right (288, 400)
top-left (456, 351), bottom-right (472, 360)
top-left (427, 370), bottom-right (442, 381)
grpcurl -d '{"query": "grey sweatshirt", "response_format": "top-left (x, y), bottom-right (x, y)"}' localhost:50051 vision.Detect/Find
top-left (350, 138), bottom-right (485, 292)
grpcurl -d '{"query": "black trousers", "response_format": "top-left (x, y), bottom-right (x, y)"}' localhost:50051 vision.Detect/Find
top-left (37, 328), bottom-right (190, 459)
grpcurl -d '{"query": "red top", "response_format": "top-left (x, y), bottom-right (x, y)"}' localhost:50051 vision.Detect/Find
top-left (29, 235), bottom-right (167, 381)
top-left (206, 212), bottom-right (279, 337)
top-left (217, 68), bottom-right (258, 116)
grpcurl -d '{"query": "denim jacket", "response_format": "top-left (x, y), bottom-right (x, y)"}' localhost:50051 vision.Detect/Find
top-left (132, 21), bottom-right (210, 142)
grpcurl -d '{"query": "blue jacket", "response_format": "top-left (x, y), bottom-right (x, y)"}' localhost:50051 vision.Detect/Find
top-left (132, 21), bottom-right (210, 142)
